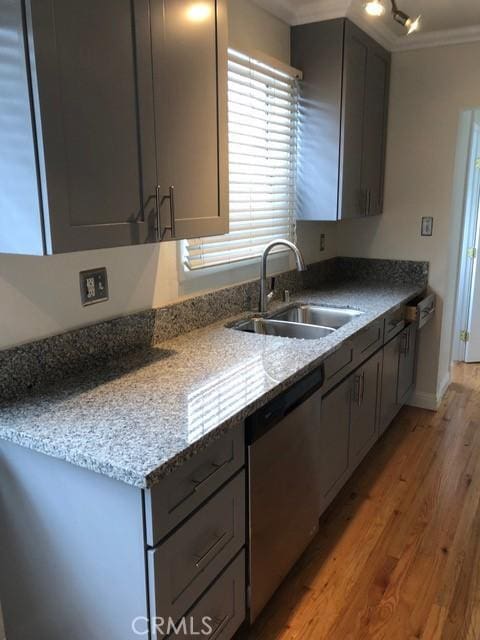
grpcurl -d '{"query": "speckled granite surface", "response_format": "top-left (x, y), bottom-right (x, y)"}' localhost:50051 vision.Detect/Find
top-left (335, 257), bottom-right (429, 285)
top-left (0, 279), bottom-right (425, 488)
top-left (0, 258), bottom-right (427, 402)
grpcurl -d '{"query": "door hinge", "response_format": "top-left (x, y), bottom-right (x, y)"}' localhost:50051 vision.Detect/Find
top-left (467, 247), bottom-right (477, 259)
top-left (460, 330), bottom-right (470, 342)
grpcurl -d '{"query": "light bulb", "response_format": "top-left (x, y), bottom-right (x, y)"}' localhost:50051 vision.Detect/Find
top-left (186, 2), bottom-right (211, 22)
top-left (364, 0), bottom-right (386, 17)
top-left (406, 14), bottom-right (422, 34)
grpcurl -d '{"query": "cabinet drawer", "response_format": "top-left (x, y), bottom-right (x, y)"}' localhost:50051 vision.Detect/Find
top-left (324, 343), bottom-right (355, 390)
top-left (353, 319), bottom-right (383, 361)
top-left (148, 471), bottom-right (245, 626)
top-left (406, 293), bottom-right (436, 329)
top-left (145, 425), bottom-right (244, 546)
top-left (384, 307), bottom-right (405, 343)
top-left (165, 552), bottom-right (246, 640)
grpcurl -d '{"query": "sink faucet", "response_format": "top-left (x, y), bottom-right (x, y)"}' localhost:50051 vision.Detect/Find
top-left (259, 240), bottom-right (307, 313)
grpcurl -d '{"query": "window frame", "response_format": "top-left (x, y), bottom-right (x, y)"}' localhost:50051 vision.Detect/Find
top-left (181, 47), bottom-right (302, 279)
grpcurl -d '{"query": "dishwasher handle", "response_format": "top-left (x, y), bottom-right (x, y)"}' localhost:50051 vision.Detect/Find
top-left (247, 364), bottom-right (324, 444)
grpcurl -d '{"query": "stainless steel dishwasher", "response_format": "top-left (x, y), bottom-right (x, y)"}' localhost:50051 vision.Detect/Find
top-left (247, 365), bottom-right (325, 622)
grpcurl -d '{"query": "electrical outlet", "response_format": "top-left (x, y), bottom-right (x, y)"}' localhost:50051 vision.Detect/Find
top-left (80, 268), bottom-right (109, 306)
top-left (320, 233), bottom-right (326, 252)
top-left (421, 217), bottom-right (433, 236)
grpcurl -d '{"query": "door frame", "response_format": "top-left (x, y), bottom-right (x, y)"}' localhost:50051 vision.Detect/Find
top-left (453, 116), bottom-right (480, 361)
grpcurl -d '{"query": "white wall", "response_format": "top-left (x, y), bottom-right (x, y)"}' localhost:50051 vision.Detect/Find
top-left (337, 41), bottom-right (480, 403)
top-left (0, 0), bottom-right (333, 350)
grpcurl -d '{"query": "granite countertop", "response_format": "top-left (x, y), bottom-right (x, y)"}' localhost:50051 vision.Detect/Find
top-left (0, 281), bottom-right (424, 489)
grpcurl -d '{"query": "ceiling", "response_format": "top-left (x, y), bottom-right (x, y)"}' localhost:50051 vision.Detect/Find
top-left (253, 0), bottom-right (480, 51)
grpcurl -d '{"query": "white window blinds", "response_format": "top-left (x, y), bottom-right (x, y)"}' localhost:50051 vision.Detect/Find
top-left (184, 48), bottom-right (299, 271)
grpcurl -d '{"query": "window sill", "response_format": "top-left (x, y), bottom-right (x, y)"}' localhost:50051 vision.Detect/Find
top-left (177, 243), bottom-right (293, 297)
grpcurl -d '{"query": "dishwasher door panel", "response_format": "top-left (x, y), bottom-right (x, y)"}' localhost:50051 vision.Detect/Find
top-left (248, 388), bottom-right (322, 622)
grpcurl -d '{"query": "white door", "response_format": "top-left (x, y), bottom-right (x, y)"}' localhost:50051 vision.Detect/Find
top-left (465, 125), bottom-right (480, 362)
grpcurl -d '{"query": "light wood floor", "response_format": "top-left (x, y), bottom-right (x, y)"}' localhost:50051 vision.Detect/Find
top-left (247, 363), bottom-right (480, 640)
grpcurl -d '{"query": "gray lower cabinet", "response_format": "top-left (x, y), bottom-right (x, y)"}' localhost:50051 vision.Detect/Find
top-left (380, 322), bottom-right (418, 435)
top-left (397, 323), bottom-right (417, 404)
top-left (320, 375), bottom-right (351, 508)
top-left (144, 426), bottom-right (245, 546)
top-left (1, 431), bottom-right (246, 640)
top-left (165, 551), bottom-right (246, 640)
top-left (379, 333), bottom-right (402, 435)
top-left (0, 441), bottom-right (150, 640)
top-left (349, 350), bottom-right (382, 469)
top-left (291, 18), bottom-right (390, 221)
top-left (320, 348), bottom-right (382, 512)
top-left (0, 0), bottom-right (228, 255)
top-left (147, 471), bottom-right (245, 632)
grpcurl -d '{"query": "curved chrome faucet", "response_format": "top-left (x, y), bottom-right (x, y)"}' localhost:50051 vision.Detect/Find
top-left (259, 240), bottom-right (307, 313)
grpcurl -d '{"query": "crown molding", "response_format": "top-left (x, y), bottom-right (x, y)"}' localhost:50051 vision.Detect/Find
top-left (251, 0), bottom-right (298, 24)
top-left (391, 23), bottom-right (480, 51)
top-left (253, 0), bottom-right (480, 53)
top-left (289, 0), bottom-right (351, 25)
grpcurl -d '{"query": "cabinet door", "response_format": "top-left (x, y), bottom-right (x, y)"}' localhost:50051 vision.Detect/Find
top-left (151, 0), bottom-right (228, 240)
top-left (379, 334), bottom-right (402, 435)
top-left (28, 0), bottom-right (157, 253)
top-left (397, 324), bottom-right (417, 404)
top-left (362, 46), bottom-right (390, 217)
top-left (290, 19), bottom-right (344, 221)
top-left (350, 350), bottom-right (382, 468)
top-left (340, 21), bottom-right (368, 219)
top-left (320, 376), bottom-right (351, 509)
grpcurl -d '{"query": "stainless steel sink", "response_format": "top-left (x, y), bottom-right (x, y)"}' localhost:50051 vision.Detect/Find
top-left (233, 317), bottom-right (334, 340)
top-left (270, 304), bottom-right (363, 329)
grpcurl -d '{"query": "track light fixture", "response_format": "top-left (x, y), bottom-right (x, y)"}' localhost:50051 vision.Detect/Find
top-left (364, 0), bottom-right (421, 35)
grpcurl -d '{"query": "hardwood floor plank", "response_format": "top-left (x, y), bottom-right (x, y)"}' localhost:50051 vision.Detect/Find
top-left (246, 364), bottom-right (480, 640)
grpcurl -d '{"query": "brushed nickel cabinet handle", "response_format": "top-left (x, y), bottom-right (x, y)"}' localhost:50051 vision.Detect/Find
top-left (354, 375), bottom-right (362, 406)
top-left (168, 185), bottom-right (176, 238)
top-left (155, 184), bottom-right (162, 241)
top-left (209, 614), bottom-right (230, 640)
top-left (191, 459), bottom-right (230, 491)
top-left (194, 531), bottom-right (228, 569)
top-left (400, 331), bottom-right (408, 355)
top-left (156, 185), bottom-right (176, 239)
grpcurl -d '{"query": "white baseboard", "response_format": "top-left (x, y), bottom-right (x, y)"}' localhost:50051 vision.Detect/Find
top-left (407, 370), bottom-right (452, 412)
top-left (437, 370), bottom-right (452, 402)
top-left (407, 391), bottom-right (439, 411)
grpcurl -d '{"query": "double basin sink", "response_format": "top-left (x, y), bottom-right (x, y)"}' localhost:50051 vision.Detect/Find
top-left (232, 304), bottom-right (363, 340)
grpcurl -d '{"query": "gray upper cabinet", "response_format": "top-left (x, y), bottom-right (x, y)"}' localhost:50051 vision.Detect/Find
top-left (361, 38), bottom-right (390, 217)
top-left (0, 0), bottom-right (228, 255)
top-left (151, 0), bottom-right (229, 241)
top-left (291, 19), bottom-right (390, 221)
top-left (1, 0), bottom-right (157, 254)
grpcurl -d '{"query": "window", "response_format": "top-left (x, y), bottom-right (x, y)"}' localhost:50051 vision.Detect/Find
top-left (184, 48), bottom-right (299, 271)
